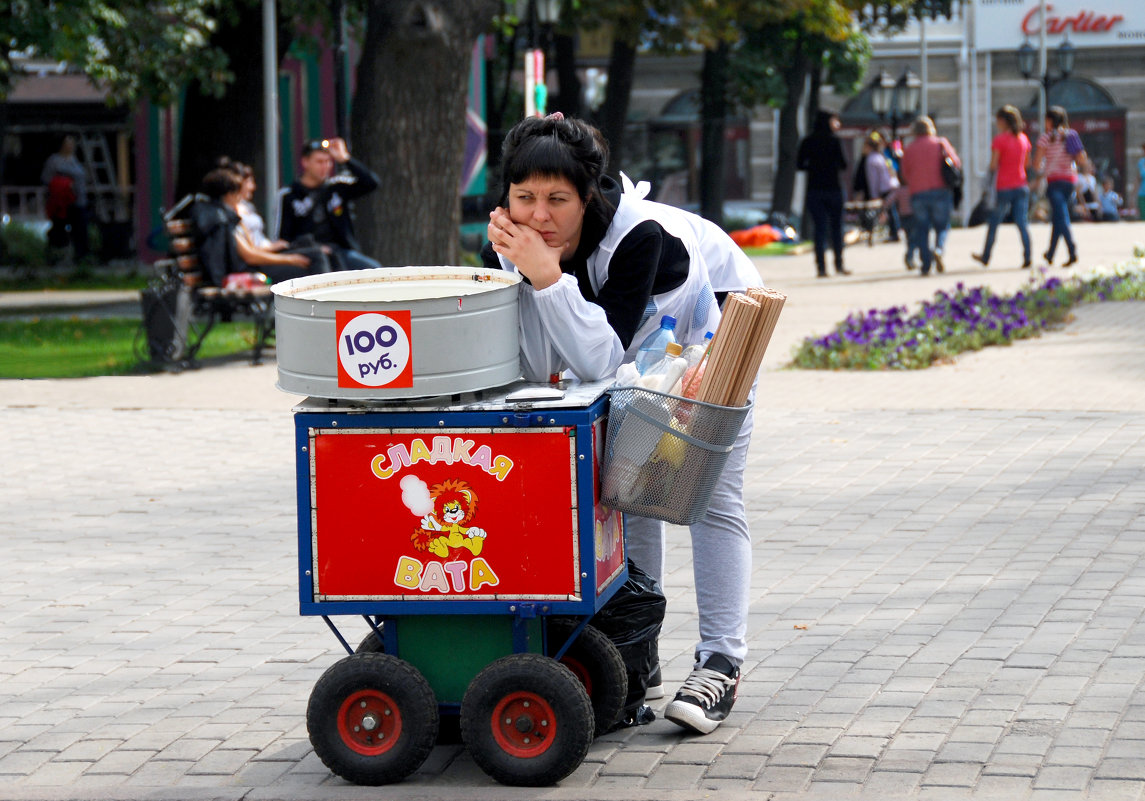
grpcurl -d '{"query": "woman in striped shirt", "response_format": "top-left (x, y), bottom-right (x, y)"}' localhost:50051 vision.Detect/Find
top-left (1034, 106), bottom-right (1089, 267)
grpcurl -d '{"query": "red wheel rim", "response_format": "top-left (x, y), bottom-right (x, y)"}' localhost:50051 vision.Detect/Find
top-left (337, 689), bottom-right (402, 755)
top-left (490, 691), bottom-right (557, 758)
top-left (561, 656), bottom-right (593, 696)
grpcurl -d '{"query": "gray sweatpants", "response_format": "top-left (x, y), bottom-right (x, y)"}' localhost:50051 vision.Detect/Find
top-left (623, 398), bottom-right (755, 667)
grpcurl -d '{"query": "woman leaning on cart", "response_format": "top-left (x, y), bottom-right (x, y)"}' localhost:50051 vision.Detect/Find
top-left (481, 113), bottom-right (761, 735)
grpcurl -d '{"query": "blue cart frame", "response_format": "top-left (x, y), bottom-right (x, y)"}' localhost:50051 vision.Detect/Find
top-left (292, 382), bottom-right (629, 786)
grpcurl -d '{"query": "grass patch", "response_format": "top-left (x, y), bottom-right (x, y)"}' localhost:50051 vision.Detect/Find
top-left (0, 269), bottom-right (149, 292)
top-left (741, 241), bottom-right (809, 257)
top-left (791, 257), bottom-right (1145, 370)
top-left (0, 317), bottom-right (260, 378)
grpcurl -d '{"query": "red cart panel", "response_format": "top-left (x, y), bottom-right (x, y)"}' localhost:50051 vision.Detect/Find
top-left (311, 427), bottom-right (583, 601)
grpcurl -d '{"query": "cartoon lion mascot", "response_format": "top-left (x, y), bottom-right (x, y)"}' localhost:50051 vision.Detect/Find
top-left (411, 478), bottom-right (487, 558)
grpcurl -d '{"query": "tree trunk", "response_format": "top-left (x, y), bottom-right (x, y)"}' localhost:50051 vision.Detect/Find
top-left (352, 0), bottom-right (497, 266)
top-left (0, 56), bottom-right (9, 193)
top-left (699, 41), bottom-right (729, 227)
top-left (806, 52), bottom-right (822, 128)
top-left (550, 31), bottom-right (581, 118)
top-left (0, 57), bottom-right (7, 262)
top-left (800, 51), bottom-right (824, 238)
top-left (485, 28), bottom-right (519, 201)
top-left (597, 36), bottom-right (636, 177)
top-left (174, 1), bottom-right (290, 213)
top-left (770, 43), bottom-right (809, 216)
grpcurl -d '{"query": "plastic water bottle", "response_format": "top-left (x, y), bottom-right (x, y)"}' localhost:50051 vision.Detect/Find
top-left (634, 315), bottom-right (678, 374)
top-left (680, 331), bottom-right (714, 368)
top-left (639, 342), bottom-right (688, 393)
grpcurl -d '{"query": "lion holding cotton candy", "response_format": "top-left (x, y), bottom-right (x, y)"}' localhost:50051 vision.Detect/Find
top-left (403, 476), bottom-right (487, 558)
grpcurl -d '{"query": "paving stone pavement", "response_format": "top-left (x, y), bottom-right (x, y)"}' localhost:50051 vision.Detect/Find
top-left (2, 222), bottom-right (1145, 800)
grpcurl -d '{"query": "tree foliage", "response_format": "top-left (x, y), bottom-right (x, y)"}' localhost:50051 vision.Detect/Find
top-left (1, 0), bottom-right (339, 104)
top-left (2, 0), bottom-right (225, 104)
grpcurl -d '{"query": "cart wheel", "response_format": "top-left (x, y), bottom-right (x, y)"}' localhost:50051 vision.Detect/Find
top-left (547, 619), bottom-right (627, 736)
top-left (307, 652), bottom-right (438, 785)
top-left (461, 653), bottom-right (593, 786)
top-left (355, 628), bottom-right (385, 653)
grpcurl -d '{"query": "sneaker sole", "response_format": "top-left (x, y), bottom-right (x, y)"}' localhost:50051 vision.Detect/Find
top-left (645, 683), bottom-right (665, 701)
top-left (664, 699), bottom-right (722, 734)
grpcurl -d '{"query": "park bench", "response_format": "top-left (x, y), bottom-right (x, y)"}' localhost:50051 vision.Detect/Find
top-left (139, 194), bottom-right (275, 369)
top-left (843, 198), bottom-right (886, 246)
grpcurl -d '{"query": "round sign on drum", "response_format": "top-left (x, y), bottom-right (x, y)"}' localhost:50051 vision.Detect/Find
top-left (336, 310), bottom-right (414, 389)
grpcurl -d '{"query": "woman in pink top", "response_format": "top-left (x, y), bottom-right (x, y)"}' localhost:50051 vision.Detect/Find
top-left (900, 116), bottom-right (961, 276)
top-left (1034, 106), bottom-right (1088, 266)
top-left (973, 105), bottom-right (1032, 268)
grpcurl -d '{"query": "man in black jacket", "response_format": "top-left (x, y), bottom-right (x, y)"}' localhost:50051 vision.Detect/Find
top-left (274, 137), bottom-right (381, 270)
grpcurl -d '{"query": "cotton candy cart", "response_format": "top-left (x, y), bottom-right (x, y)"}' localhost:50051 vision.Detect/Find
top-left (291, 378), bottom-right (630, 787)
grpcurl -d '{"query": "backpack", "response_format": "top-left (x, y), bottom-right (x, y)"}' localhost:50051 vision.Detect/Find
top-left (45, 175), bottom-right (76, 221)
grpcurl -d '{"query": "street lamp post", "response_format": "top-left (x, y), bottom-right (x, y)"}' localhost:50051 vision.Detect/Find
top-left (1018, 36), bottom-right (1075, 132)
top-left (870, 68), bottom-right (922, 143)
top-left (262, 0), bottom-right (278, 220)
top-left (522, 0), bottom-right (562, 117)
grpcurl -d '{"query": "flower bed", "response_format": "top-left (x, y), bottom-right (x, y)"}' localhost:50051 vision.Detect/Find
top-left (791, 257), bottom-right (1145, 370)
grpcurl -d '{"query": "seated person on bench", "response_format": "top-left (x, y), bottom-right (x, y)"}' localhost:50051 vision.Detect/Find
top-left (195, 168), bottom-right (329, 285)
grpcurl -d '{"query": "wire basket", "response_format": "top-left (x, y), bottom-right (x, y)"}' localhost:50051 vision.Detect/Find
top-left (601, 386), bottom-right (753, 526)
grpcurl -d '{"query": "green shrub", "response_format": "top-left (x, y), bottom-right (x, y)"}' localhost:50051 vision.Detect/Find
top-left (0, 221), bottom-right (49, 269)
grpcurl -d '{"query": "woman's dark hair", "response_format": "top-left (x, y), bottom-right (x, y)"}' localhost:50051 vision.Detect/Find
top-left (1046, 106), bottom-right (1069, 134)
top-left (216, 156), bottom-right (253, 179)
top-left (997, 104), bottom-right (1023, 136)
top-left (811, 110), bottom-right (838, 135)
top-left (498, 115), bottom-right (610, 216)
top-left (201, 168), bottom-right (242, 200)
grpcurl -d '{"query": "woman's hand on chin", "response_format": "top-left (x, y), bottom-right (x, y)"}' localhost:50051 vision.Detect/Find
top-left (487, 208), bottom-right (563, 290)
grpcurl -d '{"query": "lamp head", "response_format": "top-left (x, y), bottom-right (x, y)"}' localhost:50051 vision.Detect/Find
top-left (1017, 40), bottom-right (1037, 80)
top-left (870, 69), bottom-right (895, 117)
top-left (1057, 38), bottom-right (1076, 78)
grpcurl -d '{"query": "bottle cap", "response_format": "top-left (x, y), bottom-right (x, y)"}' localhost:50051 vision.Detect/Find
top-left (661, 315), bottom-right (677, 328)
top-left (666, 342), bottom-right (683, 357)
top-left (704, 331), bottom-right (714, 340)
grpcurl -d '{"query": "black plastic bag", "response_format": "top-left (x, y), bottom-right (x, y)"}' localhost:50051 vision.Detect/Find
top-left (589, 559), bottom-right (666, 727)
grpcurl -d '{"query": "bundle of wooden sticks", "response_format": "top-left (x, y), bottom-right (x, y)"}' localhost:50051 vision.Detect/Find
top-left (684, 287), bottom-right (787, 407)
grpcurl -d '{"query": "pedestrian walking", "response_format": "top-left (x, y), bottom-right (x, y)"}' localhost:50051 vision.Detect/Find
top-left (862, 132), bottom-right (901, 242)
top-left (796, 111), bottom-right (850, 278)
top-left (895, 186), bottom-right (919, 270)
top-left (900, 116), bottom-right (960, 276)
top-left (1135, 143), bottom-right (1145, 220)
top-left (1034, 106), bottom-right (1088, 267)
top-left (973, 105), bottom-right (1032, 269)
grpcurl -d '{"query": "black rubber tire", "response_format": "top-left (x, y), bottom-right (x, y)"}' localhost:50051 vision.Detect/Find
top-left (355, 627), bottom-right (385, 653)
top-left (307, 652), bottom-right (438, 785)
top-left (547, 619), bottom-right (627, 736)
top-left (352, 630), bottom-right (465, 744)
top-left (461, 653), bottom-right (593, 787)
